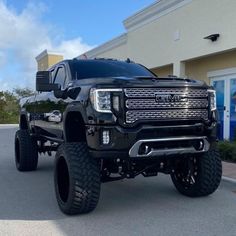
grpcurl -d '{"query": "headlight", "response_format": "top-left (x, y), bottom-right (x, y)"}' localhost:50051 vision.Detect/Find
top-left (90, 88), bottom-right (122, 113)
top-left (208, 89), bottom-right (216, 111)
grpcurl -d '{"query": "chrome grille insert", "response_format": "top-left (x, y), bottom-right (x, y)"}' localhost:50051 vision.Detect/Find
top-left (126, 109), bottom-right (208, 123)
top-left (126, 98), bottom-right (208, 109)
top-left (124, 88), bottom-right (209, 124)
top-left (124, 88), bottom-right (208, 98)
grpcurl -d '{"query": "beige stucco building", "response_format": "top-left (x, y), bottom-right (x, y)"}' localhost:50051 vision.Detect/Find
top-left (36, 50), bottom-right (63, 71)
top-left (79, 0), bottom-right (236, 140)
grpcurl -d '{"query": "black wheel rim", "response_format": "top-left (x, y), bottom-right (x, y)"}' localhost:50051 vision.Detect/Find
top-left (173, 157), bottom-right (198, 189)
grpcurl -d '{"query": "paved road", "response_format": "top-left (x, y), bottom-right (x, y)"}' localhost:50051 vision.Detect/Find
top-left (0, 126), bottom-right (236, 236)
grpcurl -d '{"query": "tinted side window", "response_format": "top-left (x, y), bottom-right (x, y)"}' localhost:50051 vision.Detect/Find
top-left (54, 67), bottom-right (66, 88)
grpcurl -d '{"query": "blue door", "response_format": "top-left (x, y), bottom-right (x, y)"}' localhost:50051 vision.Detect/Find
top-left (212, 80), bottom-right (225, 140)
top-left (230, 78), bottom-right (236, 141)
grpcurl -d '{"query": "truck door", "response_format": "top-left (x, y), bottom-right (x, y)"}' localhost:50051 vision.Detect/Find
top-left (34, 64), bottom-right (68, 140)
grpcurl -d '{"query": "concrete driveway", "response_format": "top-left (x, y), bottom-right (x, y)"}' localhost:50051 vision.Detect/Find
top-left (0, 126), bottom-right (236, 236)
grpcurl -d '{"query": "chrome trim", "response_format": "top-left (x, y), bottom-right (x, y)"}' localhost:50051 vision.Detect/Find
top-left (129, 136), bottom-right (210, 158)
top-left (125, 98), bottom-right (208, 109)
top-left (207, 89), bottom-right (216, 111)
top-left (124, 88), bottom-right (208, 98)
top-left (93, 88), bottom-right (123, 92)
top-left (126, 109), bottom-right (208, 123)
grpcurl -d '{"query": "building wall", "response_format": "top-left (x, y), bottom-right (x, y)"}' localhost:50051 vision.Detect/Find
top-left (185, 49), bottom-right (236, 84)
top-left (126, 0), bottom-right (236, 68)
top-left (93, 44), bottom-right (127, 60)
top-left (82, 0), bottom-right (236, 73)
top-left (47, 55), bottom-right (63, 70)
top-left (36, 51), bottom-right (63, 71)
top-left (37, 56), bottom-right (48, 71)
top-left (151, 64), bottom-right (173, 77)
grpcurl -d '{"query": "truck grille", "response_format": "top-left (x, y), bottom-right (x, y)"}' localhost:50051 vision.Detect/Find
top-left (124, 88), bottom-right (209, 124)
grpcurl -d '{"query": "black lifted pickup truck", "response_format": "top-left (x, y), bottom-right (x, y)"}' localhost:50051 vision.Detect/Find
top-left (15, 58), bottom-right (222, 215)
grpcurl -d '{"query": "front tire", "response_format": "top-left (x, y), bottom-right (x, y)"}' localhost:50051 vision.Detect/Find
top-left (171, 146), bottom-right (222, 197)
top-left (54, 142), bottom-right (101, 215)
top-left (14, 130), bottom-right (38, 171)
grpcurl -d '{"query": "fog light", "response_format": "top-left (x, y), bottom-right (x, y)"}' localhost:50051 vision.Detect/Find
top-left (102, 130), bottom-right (110, 144)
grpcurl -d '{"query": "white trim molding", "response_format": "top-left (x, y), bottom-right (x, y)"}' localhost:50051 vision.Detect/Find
top-left (78, 33), bottom-right (127, 59)
top-left (207, 67), bottom-right (236, 78)
top-left (123, 0), bottom-right (193, 32)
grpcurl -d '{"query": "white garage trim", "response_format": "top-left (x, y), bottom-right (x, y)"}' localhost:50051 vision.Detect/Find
top-left (207, 67), bottom-right (236, 78)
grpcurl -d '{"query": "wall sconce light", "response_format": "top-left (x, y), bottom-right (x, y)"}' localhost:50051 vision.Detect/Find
top-left (204, 34), bottom-right (220, 42)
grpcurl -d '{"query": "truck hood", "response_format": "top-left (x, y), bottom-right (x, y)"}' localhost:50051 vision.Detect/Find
top-left (74, 76), bottom-right (209, 89)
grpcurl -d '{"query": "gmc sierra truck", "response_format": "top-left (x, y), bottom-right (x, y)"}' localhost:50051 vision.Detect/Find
top-left (15, 58), bottom-right (222, 215)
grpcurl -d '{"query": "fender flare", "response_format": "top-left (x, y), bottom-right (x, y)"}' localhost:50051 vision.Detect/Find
top-left (63, 103), bottom-right (88, 142)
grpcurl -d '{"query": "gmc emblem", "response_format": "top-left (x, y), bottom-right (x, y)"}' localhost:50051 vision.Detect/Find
top-left (155, 94), bottom-right (187, 103)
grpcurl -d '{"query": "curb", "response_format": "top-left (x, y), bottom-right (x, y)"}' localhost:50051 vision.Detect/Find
top-left (0, 124), bottom-right (18, 128)
top-left (222, 176), bottom-right (236, 184)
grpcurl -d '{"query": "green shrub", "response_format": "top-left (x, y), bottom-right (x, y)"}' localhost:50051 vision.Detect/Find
top-left (217, 141), bottom-right (236, 163)
top-left (0, 88), bottom-right (34, 124)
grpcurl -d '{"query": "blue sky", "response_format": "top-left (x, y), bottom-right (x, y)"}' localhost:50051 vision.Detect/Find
top-left (0, 0), bottom-right (155, 91)
top-left (7, 0), bottom-right (155, 45)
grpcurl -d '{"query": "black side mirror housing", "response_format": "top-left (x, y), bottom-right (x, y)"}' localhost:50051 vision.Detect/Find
top-left (54, 90), bottom-right (67, 99)
top-left (54, 86), bottom-right (81, 99)
top-left (36, 71), bottom-right (60, 92)
top-left (64, 87), bottom-right (80, 100)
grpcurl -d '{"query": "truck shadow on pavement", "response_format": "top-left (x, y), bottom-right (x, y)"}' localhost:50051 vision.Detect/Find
top-left (0, 129), bottom-right (235, 236)
top-left (0, 151), bottom-right (225, 220)
top-left (0, 152), bottom-right (192, 221)
top-left (0, 150), bottom-right (234, 236)
top-left (0, 128), bottom-right (194, 222)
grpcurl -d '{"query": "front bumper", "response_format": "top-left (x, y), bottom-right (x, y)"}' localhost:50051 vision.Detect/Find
top-left (86, 122), bottom-right (217, 159)
top-left (129, 136), bottom-right (210, 158)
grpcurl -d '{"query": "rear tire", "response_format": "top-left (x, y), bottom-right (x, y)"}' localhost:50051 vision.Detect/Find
top-left (54, 142), bottom-right (101, 215)
top-left (171, 145), bottom-right (222, 197)
top-left (15, 130), bottom-right (38, 171)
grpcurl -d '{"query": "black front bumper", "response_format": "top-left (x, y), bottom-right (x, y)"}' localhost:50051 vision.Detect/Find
top-left (86, 122), bottom-right (217, 159)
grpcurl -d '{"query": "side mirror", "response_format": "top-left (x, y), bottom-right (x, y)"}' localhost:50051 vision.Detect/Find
top-left (54, 86), bottom-right (81, 99)
top-left (54, 89), bottom-right (67, 99)
top-left (36, 71), bottom-right (60, 92)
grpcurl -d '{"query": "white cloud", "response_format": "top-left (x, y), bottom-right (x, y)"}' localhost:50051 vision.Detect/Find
top-left (0, 1), bottom-right (95, 91)
top-left (53, 38), bottom-right (93, 59)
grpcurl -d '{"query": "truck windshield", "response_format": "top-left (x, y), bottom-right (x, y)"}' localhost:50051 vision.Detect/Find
top-left (72, 60), bottom-right (156, 79)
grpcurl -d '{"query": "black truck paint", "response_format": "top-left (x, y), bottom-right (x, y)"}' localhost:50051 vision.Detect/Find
top-left (15, 58), bottom-right (222, 215)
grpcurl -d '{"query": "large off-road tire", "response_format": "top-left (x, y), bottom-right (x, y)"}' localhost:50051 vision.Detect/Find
top-left (171, 146), bottom-right (222, 197)
top-left (54, 142), bottom-right (101, 215)
top-left (15, 130), bottom-right (38, 171)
